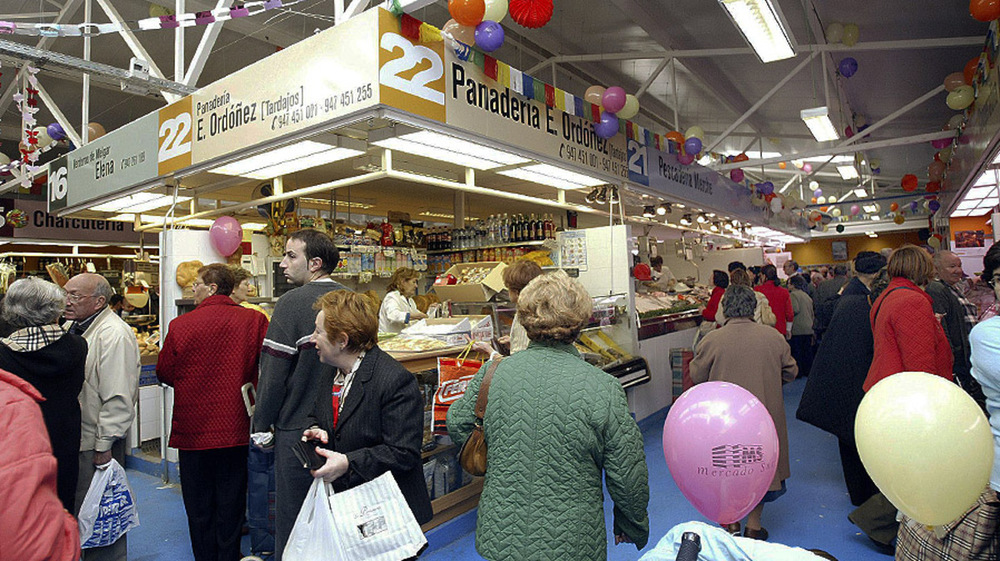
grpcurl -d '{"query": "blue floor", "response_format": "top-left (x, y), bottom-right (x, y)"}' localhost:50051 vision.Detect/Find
top-left (126, 376), bottom-right (891, 560)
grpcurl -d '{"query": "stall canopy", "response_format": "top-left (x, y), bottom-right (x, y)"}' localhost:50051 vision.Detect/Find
top-left (48, 7), bottom-right (806, 241)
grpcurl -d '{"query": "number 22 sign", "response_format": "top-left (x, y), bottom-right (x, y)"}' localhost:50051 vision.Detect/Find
top-left (377, 9), bottom-right (445, 123)
top-left (158, 96), bottom-right (193, 175)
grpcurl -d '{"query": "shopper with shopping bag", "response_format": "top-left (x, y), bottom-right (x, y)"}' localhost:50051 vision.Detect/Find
top-left (296, 290), bottom-right (432, 538)
top-left (77, 458), bottom-right (139, 550)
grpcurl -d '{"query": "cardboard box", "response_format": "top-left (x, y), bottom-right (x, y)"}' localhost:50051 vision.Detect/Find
top-left (402, 315), bottom-right (494, 345)
top-left (432, 261), bottom-right (507, 302)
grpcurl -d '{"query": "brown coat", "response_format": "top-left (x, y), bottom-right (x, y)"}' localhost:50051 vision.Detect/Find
top-left (689, 318), bottom-right (798, 489)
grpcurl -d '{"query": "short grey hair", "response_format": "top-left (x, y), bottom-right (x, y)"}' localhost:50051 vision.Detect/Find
top-left (92, 275), bottom-right (114, 302)
top-left (721, 285), bottom-right (757, 319)
top-left (2, 277), bottom-right (67, 329)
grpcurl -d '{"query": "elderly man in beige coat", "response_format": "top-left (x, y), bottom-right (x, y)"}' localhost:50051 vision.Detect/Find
top-left (690, 284), bottom-right (798, 542)
top-left (64, 273), bottom-right (140, 561)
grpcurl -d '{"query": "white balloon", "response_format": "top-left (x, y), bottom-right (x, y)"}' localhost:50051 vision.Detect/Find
top-left (483, 0), bottom-right (508, 23)
top-left (827, 195), bottom-right (838, 203)
top-left (831, 207), bottom-right (842, 217)
top-left (771, 197), bottom-right (783, 213)
top-left (33, 126), bottom-right (53, 149)
top-left (809, 180), bottom-right (819, 190)
top-left (0, 153), bottom-right (10, 166)
top-left (817, 196), bottom-right (827, 205)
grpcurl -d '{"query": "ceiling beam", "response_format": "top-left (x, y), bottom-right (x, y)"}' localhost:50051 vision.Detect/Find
top-left (34, 82), bottom-right (82, 147)
top-left (705, 52), bottom-right (818, 154)
top-left (0, 0), bottom-right (82, 118)
top-left (182, 0), bottom-right (230, 87)
top-left (95, 0), bottom-right (179, 103)
top-left (635, 57), bottom-right (671, 99)
top-left (712, 130), bottom-right (956, 172)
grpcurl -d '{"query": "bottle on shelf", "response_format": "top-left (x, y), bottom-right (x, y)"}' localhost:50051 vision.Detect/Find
top-left (500, 213), bottom-right (510, 244)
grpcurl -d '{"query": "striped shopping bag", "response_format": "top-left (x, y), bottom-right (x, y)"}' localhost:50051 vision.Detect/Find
top-left (328, 472), bottom-right (428, 561)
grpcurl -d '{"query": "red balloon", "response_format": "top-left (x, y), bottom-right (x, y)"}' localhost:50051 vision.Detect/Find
top-left (902, 174), bottom-right (919, 192)
top-left (970, 0), bottom-right (1000, 22)
top-left (964, 56), bottom-right (980, 86)
top-left (449, 0), bottom-right (485, 27)
top-left (926, 181), bottom-right (942, 193)
top-left (890, 202), bottom-right (899, 212)
top-left (733, 153), bottom-right (749, 162)
top-left (508, 0), bottom-right (553, 28)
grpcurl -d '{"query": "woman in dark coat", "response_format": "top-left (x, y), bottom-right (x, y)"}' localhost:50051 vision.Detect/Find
top-left (797, 269), bottom-right (890, 507)
top-left (303, 290), bottom-right (432, 525)
top-left (0, 277), bottom-right (87, 512)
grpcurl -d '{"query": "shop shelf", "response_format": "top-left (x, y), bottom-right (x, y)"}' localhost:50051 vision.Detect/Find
top-left (426, 240), bottom-right (547, 255)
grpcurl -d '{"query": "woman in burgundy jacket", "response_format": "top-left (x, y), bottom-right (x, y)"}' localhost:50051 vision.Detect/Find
top-left (864, 245), bottom-right (953, 391)
top-left (158, 263), bottom-right (269, 561)
top-left (755, 264), bottom-right (795, 337)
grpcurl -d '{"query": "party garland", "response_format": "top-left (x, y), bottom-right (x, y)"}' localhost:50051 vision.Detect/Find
top-left (0, 0), bottom-right (307, 38)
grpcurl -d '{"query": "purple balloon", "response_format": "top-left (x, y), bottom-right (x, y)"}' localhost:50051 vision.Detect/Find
top-left (678, 152), bottom-right (695, 165)
top-left (209, 216), bottom-right (243, 256)
top-left (910, 201), bottom-right (919, 212)
top-left (46, 122), bottom-right (66, 141)
top-left (602, 86), bottom-right (627, 114)
top-left (663, 382), bottom-right (779, 525)
top-left (684, 137), bottom-right (703, 156)
top-left (839, 57), bottom-right (858, 78)
top-left (929, 200), bottom-right (941, 212)
top-left (931, 137), bottom-right (951, 149)
top-left (474, 20), bottom-right (504, 52)
top-left (594, 111), bottom-right (619, 139)
top-left (759, 182), bottom-right (774, 195)
top-left (813, 188), bottom-right (823, 198)
top-left (730, 168), bottom-right (745, 183)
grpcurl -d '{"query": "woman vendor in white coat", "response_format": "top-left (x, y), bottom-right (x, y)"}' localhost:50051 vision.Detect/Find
top-left (378, 267), bottom-right (427, 333)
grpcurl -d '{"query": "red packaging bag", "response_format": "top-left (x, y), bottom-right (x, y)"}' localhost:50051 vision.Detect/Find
top-left (434, 346), bottom-right (483, 435)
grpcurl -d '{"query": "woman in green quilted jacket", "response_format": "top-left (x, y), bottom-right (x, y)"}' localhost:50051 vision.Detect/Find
top-left (447, 270), bottom-right (650, 561)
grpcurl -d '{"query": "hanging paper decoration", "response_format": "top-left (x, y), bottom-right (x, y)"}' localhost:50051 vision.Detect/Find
top-left (508, 0), bottom-right (553, 28)
top-left (6, 208), bottom-right (27, 228)
top-left (0, 0), bottom-right (307, 38)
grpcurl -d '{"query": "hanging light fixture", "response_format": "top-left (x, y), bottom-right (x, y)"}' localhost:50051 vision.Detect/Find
top-left (657, 203), bottom-right (671, 215)
top-left (585, 187), bottom-right (600, 204)
top-left (594, 186), bottom-right (609, 204)
top-left (696, 213), bottom-right (709, 224)
top-left (643, 205), bottom-right (656, 218)
top-left (680, 214), bottom-right (693, 226)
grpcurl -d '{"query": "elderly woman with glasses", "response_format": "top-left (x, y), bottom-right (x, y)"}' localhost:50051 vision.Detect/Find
top-left (0, 277), bottom-right (88, 512)
top-left (690, 284), bottom-right (798, 541)
top-left (157, 264), bottom-right (269, 561)
top-left (448, 270), bottom-right (650, 561)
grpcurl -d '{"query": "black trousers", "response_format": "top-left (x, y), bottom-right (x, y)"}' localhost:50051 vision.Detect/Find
top-left (789, 334), bottom-right (814, 377)
top-left (274, 428), bottom-right (316, 561)
top-left (179, 446), bottom-right (249, 561)
top-left (838, 438), bottom-right (880, 507)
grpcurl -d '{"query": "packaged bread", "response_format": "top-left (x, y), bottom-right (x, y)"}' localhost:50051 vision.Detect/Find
top-left (176, 260), bottom-right (203, 288)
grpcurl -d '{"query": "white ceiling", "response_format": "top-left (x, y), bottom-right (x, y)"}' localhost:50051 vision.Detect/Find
top-left (0, 0), bottom-right (993, 232)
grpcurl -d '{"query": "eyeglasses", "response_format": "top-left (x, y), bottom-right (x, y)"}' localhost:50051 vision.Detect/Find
top-left (66, 293), bottom-right (95, 303)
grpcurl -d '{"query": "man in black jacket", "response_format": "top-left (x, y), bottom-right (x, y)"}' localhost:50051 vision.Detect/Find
top-left (926, 250), bottom-right (987, 411)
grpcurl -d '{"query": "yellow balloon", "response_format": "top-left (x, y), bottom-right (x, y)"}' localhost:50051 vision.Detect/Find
top-left (928, 236), bottom-right (941, 249)
top-left (685, 126), bottom-right (705, 141)
top-left (825, 22), bottom-right (844, 43)
top-left (617, 94), bottom-right (640, 120)
top-left (894, 214), bottom-right (905, 225)
top-left (842, 23), bottom-right (859, 47)
top-left (855, 372), bottom-right (993, 526)
top-left (831, 207), bottom-right (842, 217)
top-left (149, 3), bottom-right (173, 18)
top-left (482, 0), bottom-right (507, 23)
top-left (947, 86), bottom-right (975, 111)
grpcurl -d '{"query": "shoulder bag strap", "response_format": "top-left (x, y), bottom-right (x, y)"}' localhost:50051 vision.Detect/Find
top-left (872, 286), bottom-right (919, 322)
top-left (474, 358), bottom-right (503, 421)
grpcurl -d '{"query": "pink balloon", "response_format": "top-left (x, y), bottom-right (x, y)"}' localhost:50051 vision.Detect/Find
top-left (730, 168), bottom-right (744, 183)
top-left (210, 216), bottom-right (243, 256)
top-left (663, 382), bottom-right (779, 525)
top-left (850, 204), bottom-right (861, 216)
top-left (677, 152), bottom-right (695, 165)
top-left (602, 86), bottom-right (627, 114)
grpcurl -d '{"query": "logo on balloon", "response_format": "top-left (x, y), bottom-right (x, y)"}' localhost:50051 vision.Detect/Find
top-left (710, 444), bottom-right (764, 469)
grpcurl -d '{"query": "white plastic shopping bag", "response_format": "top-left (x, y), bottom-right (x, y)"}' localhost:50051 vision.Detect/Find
top-left (77, 459), bottom-right (140, 548)
top-left (283, 478), bottom-right (339, 561)
top-left (327, 472), bottom-right (428, 561)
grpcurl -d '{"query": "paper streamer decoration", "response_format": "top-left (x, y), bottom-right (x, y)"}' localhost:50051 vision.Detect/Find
top-left (0, 0), bottom-right (307, 38)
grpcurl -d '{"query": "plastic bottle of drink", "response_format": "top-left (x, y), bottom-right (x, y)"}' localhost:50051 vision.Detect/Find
top-left (500, 213), bottom-right (510, 243)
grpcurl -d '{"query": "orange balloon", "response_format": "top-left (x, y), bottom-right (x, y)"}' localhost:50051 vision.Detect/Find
top-left (890, 202), bottom-right (899, 212)
top-left (449, 0), bottom-right (485, 27)
top-left (964, 56), bottom-right (980, 86)
top-left (811, 197), bottom-right (818, 204)
top-left (944, 72), bottom-right (966, 92)
top-left (584, 85), bottom-right (605, 106)
top-left (87, 122), bottom-right (106, 140)
top-left (970, 0), bottom-right (1000, 22)
top-left (778, 161), bottom-right (787, 169)
top-left (902, 173), bottom-right (919, 192)
top-left (665, 131), bottom-right (685, 144)
top-left (734, 153), bottom-right (750, 162)
top-left (820, 206), bottom-right (829, 212)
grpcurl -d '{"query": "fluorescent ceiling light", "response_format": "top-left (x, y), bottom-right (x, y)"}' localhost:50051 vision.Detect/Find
top-left (862, 204), bottom-right (878, 213)
top-left (497, 163), bottom-right (605, 190)
top-left (92, 192), bottom-right (191, 213)
top-left (108, 214), bottom-right (215, 228)
top-left (967, 186), bottom-right (997, 199)
top-left (371, 127), bottom-right (528, 170)
top-left (718, 0), bottom-right (795, 63)
top-left (800, 107), bottom-right (840, 142)
top-left (958, 199), bottom-right (982, 210)
top-left (974, 173), bottom-right (997, 186)
top-left (853, 187), bottom-right (868, 198)
top-left (950, 208), bottom-right (973, 217)
top-left (210, 137), bottom-right (366, 179)
top-left (837, 165), bottom-right (859, 180)
top-left (804, 155), bottom-right (854, 164)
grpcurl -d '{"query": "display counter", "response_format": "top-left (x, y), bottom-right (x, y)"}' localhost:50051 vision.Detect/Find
top-left (629, 310), bottom-right (702, 422)
top-left (387, 346), bottom-right (484, 531)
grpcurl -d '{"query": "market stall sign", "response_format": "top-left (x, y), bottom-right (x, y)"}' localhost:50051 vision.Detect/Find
top-left (645, 150), bottom-right (763, 222)
top-left (48, 112), bottom-right (159, 213)
top-left (3, 199), bottom-right (148, 244)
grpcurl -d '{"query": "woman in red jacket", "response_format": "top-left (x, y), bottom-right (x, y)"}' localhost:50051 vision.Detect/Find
top-left (157, 263), bottom-right (269, 561)
top-left (864, 245), bottom-right (953, 391)
top-left (755, 264), bottom-right (795, 337)
top-left (702, 269), bottom-right (729, 322)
